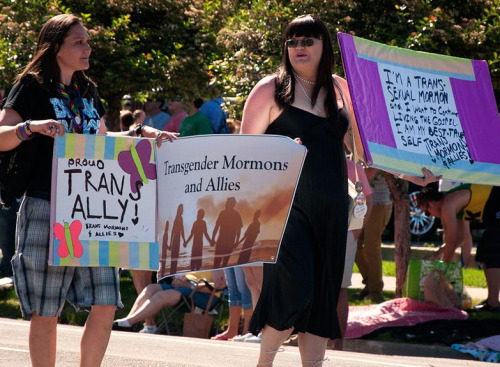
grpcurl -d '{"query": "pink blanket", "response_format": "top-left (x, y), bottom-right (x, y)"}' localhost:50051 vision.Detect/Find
top-left (345, 297), bottom-right (468, 339)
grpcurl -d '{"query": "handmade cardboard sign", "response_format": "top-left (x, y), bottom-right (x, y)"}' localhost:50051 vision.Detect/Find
top-left (49, 134), bottom-right (306, 274)
top-left (338, 32), bottom-right (500, 185)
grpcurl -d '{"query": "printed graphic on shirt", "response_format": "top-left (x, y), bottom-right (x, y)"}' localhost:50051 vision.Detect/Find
top-left (50, 97), bottom-right (101, 134)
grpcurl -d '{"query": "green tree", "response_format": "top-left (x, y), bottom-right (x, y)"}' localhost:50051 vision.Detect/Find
top-left (0, 0), bottom-right (213, 130)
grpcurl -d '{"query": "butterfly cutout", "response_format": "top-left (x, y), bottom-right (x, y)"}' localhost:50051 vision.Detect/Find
top-left (54, 220), bottom-right (83, 259)
top-left (118, 139), bottom-right (157, 193)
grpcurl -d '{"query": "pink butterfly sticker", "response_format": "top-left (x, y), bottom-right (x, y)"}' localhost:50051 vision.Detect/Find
top-left (54, 220), bottom-right (83, 259)
top-left (118, 139), bottom-right (157, 193)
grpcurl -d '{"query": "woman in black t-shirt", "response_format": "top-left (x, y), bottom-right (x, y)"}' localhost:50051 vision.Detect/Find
top-left (0, 14), bottom-right (177, 366)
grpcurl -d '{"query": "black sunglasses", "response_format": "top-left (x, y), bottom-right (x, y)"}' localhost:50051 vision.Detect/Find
top-left (285, 38), bottom-right (318, 48)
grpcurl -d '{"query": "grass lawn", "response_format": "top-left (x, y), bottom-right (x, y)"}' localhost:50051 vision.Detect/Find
top-left (354, 261), bottom-right (487, 288)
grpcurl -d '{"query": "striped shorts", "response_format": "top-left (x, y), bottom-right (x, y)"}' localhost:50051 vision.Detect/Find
top-left (12, 197), bottom-right (123, 318)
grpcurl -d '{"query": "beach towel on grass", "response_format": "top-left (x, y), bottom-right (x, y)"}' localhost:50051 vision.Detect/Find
top-left (452, 335), bottom-right (500, 363)
top-left (345, 297), bottom-right (468, 339)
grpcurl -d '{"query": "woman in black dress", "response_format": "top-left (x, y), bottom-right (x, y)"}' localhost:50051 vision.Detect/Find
top-left (241, 15), bottom-right (357, 366)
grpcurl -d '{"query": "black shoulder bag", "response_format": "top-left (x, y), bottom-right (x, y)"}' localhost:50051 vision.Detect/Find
top-left (0, 141), bottom-right (33, 209)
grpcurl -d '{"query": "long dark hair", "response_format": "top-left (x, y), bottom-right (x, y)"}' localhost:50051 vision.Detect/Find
top-left (275, 15), bottom-right (338, 121)
top-left (16, 14), bottom-right (94, 96)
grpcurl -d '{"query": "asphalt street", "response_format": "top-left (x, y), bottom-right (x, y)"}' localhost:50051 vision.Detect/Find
top-left (0, 317), bottom-right (485, 367)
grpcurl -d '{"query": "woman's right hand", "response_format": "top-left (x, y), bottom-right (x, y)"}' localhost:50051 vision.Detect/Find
top-left (28, 119), bottom-right (65, 138)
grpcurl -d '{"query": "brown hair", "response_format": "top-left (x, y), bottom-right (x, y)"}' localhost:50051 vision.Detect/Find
top-left (16, 14), bottom-right (94, 96)
top-left (416, 187), bottom-right (444, 207)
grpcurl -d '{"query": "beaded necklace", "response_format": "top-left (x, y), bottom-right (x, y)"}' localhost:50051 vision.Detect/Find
top-left (57, 79), bottom-right (84, 133)
top-left (294, 72), bottom-right (315, 85)
top-left (294, 75), bottom-right (325, 113)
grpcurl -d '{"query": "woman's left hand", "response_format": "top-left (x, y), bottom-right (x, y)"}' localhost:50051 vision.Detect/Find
top-left (141, 125), bottom-right (179, 147)
top-left (401, 167), bottom-right (442, 187)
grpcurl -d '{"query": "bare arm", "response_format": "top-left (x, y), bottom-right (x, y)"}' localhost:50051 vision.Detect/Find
top-left (240, 76), bottom-right (279, 134)
top-left (0, 108), bottom-right (64, 151)
top-left (440, 190), bottom-right (471, 261)
top-left (103, 120), bottom-right (178, 146)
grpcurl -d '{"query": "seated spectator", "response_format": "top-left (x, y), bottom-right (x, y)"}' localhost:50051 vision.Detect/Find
top-left (114, 270), bottom-right (225, 334)
top-left (211, 266), bottom-right (253, 341)
top-left (179, 98), bottom-right (213, 137)
top-left (119, 110), bottom-right (134, 132)
top-left (164, 96), bottom-right (188, 133)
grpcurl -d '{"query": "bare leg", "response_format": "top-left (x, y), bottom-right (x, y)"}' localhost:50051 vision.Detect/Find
top-left (243, 266), bottom-right (263, 309)
top-left (80, 305), bottom-right (116, 367)
top-left (257, 325), bottom-right (293, 366)
top-left (297, 332), bottom-right (328, 367)
top-left (126, 284), bottom-right (164, 326)
top-left (331, 288), bottom-right (348, 350)
top-left (118, 289), bottom-right (182, 326)
top-left (242, 308), bottom-right (253, 334)
top-left (214, 305), bottom-right (241, 339)
top-left (485, 266), bottom-right (500, 307)
top-left (29, 313), bottom-right (58, 367)
top-left (132, 270), bottom-right (153, 295)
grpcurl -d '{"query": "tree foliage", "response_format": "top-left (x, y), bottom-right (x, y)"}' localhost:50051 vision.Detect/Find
top-left (1, 0), bottom-right (499, 123)
top-left (0, 0), bottom-right (211, 130)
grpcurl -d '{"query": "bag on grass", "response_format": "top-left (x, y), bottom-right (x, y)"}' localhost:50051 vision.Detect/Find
top-left (423, 269), bottom-right (461, 308)
top-left (403, 259), bottom-right (463, 301)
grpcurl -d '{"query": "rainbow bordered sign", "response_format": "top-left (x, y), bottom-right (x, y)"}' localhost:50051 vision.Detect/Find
top-left (49, 134), bottom-right (159, 269)
top-left (338, 32), bottom-right (500, 185)
top-left (48, 134), bottom-right (307, 274)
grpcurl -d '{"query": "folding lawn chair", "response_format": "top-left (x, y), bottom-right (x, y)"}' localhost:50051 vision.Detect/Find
top-left (156, 277), bottom-right (227, 337)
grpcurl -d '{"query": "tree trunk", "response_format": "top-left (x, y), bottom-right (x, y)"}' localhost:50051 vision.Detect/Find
top-left (382, 172), bottom-right (411, 298)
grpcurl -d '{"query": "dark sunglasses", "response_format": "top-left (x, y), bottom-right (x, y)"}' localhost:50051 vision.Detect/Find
top-left (285, 38), bottom-right (318, 48)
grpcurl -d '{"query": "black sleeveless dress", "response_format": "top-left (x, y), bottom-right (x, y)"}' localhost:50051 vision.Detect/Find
top-left (249, 105), bottom-right (349, 339)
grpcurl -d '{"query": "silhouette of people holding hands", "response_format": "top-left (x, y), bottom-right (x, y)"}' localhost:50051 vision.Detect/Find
top-left (159, 220), bottom-right (170, 278)
top-left (170, 204), bottom-right (185, 274)
top-left (236, 209), bottom-right (261, 265)
top-left (212, 197), bottom-right (243, 268)
top-left (184, 209), bottom-right (212, 270)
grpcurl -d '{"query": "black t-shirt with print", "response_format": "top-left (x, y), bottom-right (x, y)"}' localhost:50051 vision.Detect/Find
top-left (4, 74), bottom-right (105, 195)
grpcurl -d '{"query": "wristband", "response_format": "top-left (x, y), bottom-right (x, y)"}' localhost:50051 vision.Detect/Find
top-left (17, 124), bottom-right (34, 141)
top-left (398, 173), bottom-right (404, 179)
